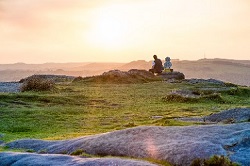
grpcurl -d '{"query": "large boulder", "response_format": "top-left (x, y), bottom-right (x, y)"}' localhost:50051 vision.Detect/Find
top-left (5, 123), bottom-right (250, 166)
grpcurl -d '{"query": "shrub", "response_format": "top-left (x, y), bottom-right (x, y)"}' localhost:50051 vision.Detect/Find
top-left (20, 77), bottom-right (55, 92)
top-left (124, 122), bottom-right (137, 127)
top-left (201, 93), bottom-right (224, 103)
top-left (191, 155), bottom-right (239, 166)
top-left (70, 149), bottom-right (84, 155)
top-left (162, 93), bottom-right (224, 103)
top-left (70, 149), bottom-right (93, 157)
top-left (72, 76), bottom-right (83, 83)
top-left (226, 87), bottom-right (250, 96)
top-left (38, 149), bottom-right (48, 154)
top-left (7, 126), bottom-right (31, 133)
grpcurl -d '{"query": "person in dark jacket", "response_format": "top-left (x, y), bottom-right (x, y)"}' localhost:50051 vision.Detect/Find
top-left (149, 55), bottom-right (163, 74)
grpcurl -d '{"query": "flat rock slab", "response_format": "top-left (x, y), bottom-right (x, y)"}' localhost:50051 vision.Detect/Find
top-left (5, 123), bottom-right (250, 166)
top-left (0, 152), bottom-right (156, 166)
top-left (161, 71), bottom-right (185, 80)
top-left (0, 82), bottom-right (21, 93)
top-left (205, 108), bottom-right (250, 123)
top-left (178, 108), bottom-right (250, 123)
top-left (183, 78), bottom-right (227, 85)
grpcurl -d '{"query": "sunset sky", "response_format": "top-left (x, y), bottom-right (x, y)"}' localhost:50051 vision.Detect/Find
top-left (0, 0), bottom-right (250, 63)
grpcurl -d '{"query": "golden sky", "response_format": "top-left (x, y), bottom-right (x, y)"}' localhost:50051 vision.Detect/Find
top-left (0, 0), bottom-right (250, 63)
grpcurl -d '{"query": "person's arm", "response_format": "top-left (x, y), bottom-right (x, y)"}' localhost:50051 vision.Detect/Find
top-left (152, 61), bottom-right (155, 69)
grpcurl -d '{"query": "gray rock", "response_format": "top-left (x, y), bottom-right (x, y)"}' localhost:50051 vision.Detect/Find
top-left (0, 152), bottom-right (157, 166)
top-left (151, 116), bottom-right (164, 119)
top-left (205, 108), bottom-right (250, 123)
top-left (128, 69), bottom-right (156, 78)
top-left (0, 82), bottom-right (21, 93)
top-left (6, 123), bottom-right (250, 166)
top-left (178, 108), bottom-right (250, 124)
top-left (161, 71), bottom-right (185, 80)
top-left (184, 78), bottom-right (226, 85)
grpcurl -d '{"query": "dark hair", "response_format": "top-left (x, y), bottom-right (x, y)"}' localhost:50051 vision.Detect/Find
top-left (153, 55), bottom-right (157, 59)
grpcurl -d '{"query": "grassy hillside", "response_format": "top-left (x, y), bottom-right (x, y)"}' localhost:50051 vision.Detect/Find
top-left (0, 80), bottom-right (249, 143)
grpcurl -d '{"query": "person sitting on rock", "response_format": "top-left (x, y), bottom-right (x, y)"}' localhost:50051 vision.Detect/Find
top-left (149, 55), bottom-right (163, 74)
top-left (163, 56), bottom-right (173, 72)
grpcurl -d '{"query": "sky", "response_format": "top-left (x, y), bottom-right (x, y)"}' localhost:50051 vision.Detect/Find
top-left (0, 0), bottom-right (250, 63)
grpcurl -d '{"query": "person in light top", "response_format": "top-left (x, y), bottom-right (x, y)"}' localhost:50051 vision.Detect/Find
top-left (164, 56), bottom-right (172, 69)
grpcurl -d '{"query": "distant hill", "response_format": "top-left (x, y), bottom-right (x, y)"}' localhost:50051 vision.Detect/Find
top-left (0, 62), bottom-right (125, 82)
top-left (0, 62), bottom-right (90, 71)
top-left (0, 59), bottom-right (250, 86)
top-left (172, 59), bottom-right (250, 86)
top-left (118, 60), bottom-right (150, 70)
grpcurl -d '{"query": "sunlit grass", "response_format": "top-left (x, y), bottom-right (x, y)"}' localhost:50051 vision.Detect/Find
top-left (0, 81), bottom-right (249, 143)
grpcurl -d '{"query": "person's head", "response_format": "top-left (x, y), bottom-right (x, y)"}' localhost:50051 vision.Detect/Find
top-left (153, 55), bottom-right (157, 60)
top-left (165, 57), bottom-right (170, 61)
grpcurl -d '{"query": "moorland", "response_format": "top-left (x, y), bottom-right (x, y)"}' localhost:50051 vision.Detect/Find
top-left (0, 69), bottom-right (250, 165)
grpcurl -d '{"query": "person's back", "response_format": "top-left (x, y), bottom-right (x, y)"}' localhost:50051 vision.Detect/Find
top-left (149, 55), bottom-right (163, 74)
top-left (154, 58), bottom-right (163, 73)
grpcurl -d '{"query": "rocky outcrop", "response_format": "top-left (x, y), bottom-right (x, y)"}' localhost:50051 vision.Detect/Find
top-left (0, 152), bottom-right (157, 166)
top-left (73, 69), bottom-right (161, 84)
top-left (5, 123), bottom-right (250, 166)
top-left (19, 75), bottom-right (75, 83)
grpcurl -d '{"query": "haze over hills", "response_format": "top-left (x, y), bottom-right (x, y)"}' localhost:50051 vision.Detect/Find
top-left (0, 59), bottom-right (250, 86)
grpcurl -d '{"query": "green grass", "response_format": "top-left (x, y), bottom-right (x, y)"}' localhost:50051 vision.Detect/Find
top-left (0, 81), bottom-right (249, 144)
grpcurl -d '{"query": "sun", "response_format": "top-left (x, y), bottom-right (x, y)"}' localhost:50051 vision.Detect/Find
top-left (86, 5), bottom-right (130, 50)
top-left (87, 16), bottom-right (128, 49)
